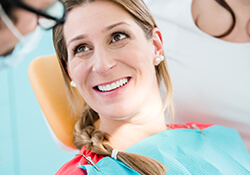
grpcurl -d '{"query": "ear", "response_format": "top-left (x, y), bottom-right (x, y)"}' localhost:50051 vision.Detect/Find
top-left (152, 28), bottom-right (163, 66)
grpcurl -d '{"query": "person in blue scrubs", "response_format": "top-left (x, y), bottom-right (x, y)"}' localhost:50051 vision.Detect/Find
top-left (0, 0), bottom-right (66, 70)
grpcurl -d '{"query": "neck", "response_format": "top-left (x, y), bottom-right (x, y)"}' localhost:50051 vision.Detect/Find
top-left (99, 105), bottom-right (167, 151)
top-left (226, 0), bottom-right (250, 8)
top-left (241, 0), bottom-right (250, 6)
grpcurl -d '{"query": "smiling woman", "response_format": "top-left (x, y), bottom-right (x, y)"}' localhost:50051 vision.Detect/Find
top-left (53, 0), bottom-right (250, 174)
top-left (54, 1), bottom-right (170, 174)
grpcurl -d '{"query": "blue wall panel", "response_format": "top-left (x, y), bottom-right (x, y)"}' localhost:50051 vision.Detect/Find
top-left (0, 30), bottom-right (75, 175)
top-left (0, 69), bottom-right (15, 175)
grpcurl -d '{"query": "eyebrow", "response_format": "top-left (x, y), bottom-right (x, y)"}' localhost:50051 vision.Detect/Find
top-left (67, 22), bottom-right (129, 46)
top-left (67, 35), bottom-right (86, 47)
top-left (103, 22), bottom-right (128, 32)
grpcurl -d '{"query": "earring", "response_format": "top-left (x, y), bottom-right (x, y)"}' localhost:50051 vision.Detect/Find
top-left (155, 55), bottom-right (165, 64)
top-left (70, 81), bottom-right (76, 87)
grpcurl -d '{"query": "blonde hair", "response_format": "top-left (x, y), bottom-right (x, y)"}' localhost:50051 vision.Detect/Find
top-left (53, 0), bottom-right (173, 174)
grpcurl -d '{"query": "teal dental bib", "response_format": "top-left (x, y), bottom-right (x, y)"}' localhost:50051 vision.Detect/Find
top-left (80, 125), bottom-right (250, 174)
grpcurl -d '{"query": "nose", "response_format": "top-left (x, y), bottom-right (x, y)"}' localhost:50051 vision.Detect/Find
top-left (92, 46), bottom-right (116, 74)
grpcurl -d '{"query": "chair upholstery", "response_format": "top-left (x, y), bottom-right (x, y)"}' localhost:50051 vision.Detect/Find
top-left (28, 54), bottom-right (77, 150)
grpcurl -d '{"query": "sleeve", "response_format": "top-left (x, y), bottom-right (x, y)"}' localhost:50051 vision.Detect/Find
top-left (55, 156), bottom-right (87, 175)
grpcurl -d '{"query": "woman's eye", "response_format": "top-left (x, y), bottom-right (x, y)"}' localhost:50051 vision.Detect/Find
top-left (74, 44), bottom-right (90, 54)
top-left (111, 33), bottom-right (127, 43)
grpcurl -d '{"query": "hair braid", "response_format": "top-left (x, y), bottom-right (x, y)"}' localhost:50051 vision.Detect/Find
top-left (73, 107), bottom-right (166, 175)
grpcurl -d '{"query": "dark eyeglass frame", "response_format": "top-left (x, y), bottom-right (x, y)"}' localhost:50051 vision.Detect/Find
top-left (11, 0), bottom-right (66, 29)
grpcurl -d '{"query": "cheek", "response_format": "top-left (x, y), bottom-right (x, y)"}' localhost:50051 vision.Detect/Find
top-left (121, 43), bottom-right (154, 70)
top-left (68, 59), bottom-right (89, 88)
top-left (15, 10), bottom-right (37, 35)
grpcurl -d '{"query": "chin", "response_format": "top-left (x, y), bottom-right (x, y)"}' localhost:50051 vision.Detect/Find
top-left (100, 109), bottom-right (136, 121)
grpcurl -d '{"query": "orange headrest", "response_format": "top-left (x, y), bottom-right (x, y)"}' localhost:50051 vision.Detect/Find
top-left (28, 54), bottom-right (77, 150)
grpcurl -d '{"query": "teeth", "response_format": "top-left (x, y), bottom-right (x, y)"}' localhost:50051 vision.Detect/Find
top-left (98, 78), bottom-right (128, 92)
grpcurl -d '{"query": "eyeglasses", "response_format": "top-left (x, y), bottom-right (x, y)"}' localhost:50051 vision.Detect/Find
top-left (10, 0), bottom-right (66, 29)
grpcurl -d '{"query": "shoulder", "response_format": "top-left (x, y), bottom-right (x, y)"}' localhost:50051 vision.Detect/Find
top-left (55, 155), bottom-right (87, 175)
top-left (55, 147), bottom-right (106, 175)
top-left (192, 0), bottom-right (233, 36)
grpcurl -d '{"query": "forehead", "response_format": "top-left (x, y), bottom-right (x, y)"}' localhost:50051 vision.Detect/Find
top-left (64, 0), bottom-right (138, 42)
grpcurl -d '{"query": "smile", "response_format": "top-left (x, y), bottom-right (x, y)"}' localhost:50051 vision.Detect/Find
top-left (95, 77), bottom-right (130, 92)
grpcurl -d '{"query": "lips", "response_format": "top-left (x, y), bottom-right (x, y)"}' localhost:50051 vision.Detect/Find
top-left (94, 77), bottom-right (130, 92)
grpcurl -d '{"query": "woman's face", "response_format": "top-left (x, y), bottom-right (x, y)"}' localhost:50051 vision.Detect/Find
top-left (64, 0), bottom-right (163, 120)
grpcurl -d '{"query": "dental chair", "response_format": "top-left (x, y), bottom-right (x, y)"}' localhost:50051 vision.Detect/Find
top-left (28, 54), bottom-right (77, 152)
